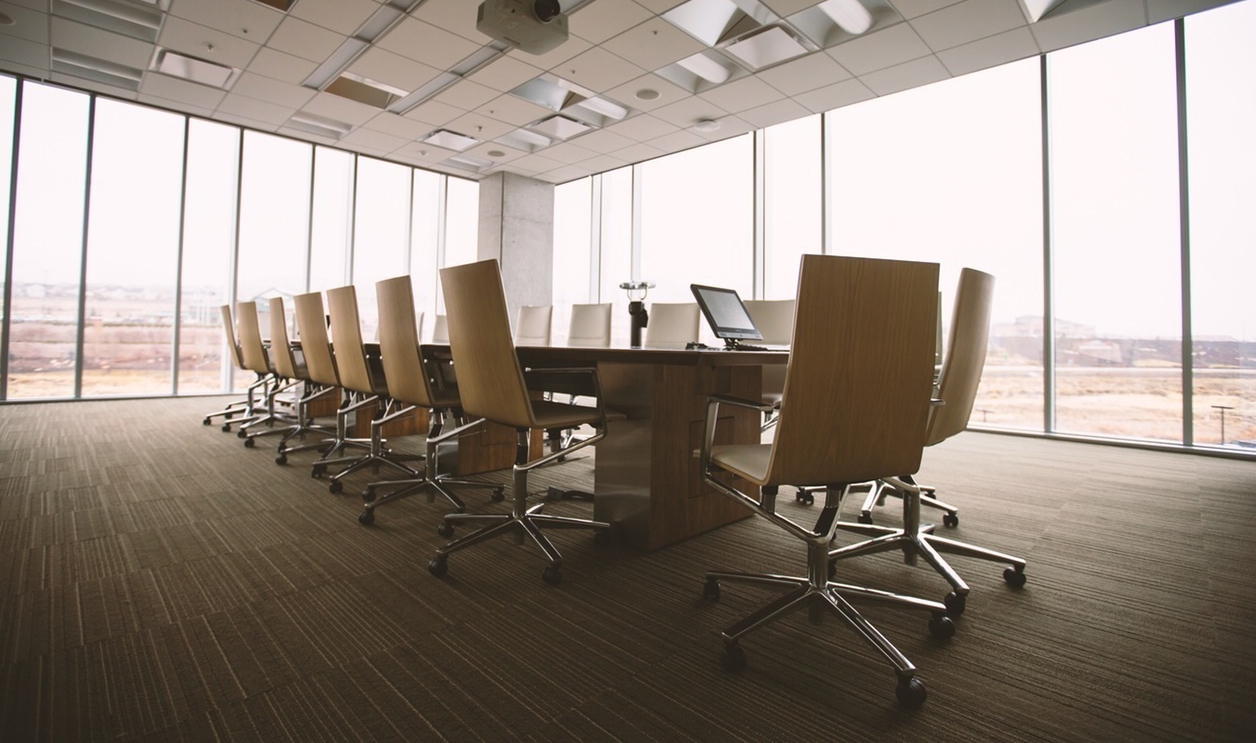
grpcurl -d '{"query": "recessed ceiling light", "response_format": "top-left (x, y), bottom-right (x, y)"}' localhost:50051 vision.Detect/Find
top-left (422, 129), bottom-right (480, 151)
top-left (693, 118), bottom-right (720, 133)
top-left (487, 150), bottom-right (506, 158)
top-left (635, 88), bottom-right (660, 101)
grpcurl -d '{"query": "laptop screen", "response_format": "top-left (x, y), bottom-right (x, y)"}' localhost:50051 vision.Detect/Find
top-left (691, 284), bottom-right (763, 342)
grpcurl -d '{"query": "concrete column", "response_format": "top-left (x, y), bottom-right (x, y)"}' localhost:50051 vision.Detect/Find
top-left (478, 172), bottom-right (554, 320)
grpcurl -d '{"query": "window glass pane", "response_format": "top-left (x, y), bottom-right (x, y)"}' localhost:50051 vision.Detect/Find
top-left (352, 156), bottom-right (411, 340)
top-left (1049, 24), bottom-right (1182, 442)
top-left (410, 169), bottom-right (442, 339)
top-left (553, 177), bottom-right (592, 343)
top-left (1186, 0), bottom-right (1256, 449)
top-left (828, 59), bottom-right (1044, 430)
top-left (236, 131), bottom-right (311, 377)
top-left (597, 166), bottom-right (634, 345)
top-left (437, 176), bottom-right (478, 312)
top-left (81, 100), bottom-right (185, 397)
top-left (309, 147), bottom-right (354, 293)
top-left (178, 120), bottom-right (240, 394)
top-left (0, 76), bottom-right (14, 354)
top-left (764, 114), bottom-right (821, 299)
top-left (8, 82), bottom-right (90, 399)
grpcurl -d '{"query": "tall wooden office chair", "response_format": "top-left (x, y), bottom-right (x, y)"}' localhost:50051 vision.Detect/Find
top-left (829, 268), bottom-right (1027, 616)
top-left (567, 303), bottom-right (613, 347)
top-left (202, 304), bottom-right (260, 431)
top-left (266, 297), bottom-right (336, 457)
top-left (645, 302), bottom-right (700, 346)
top-left (514, 305), bottom-right (553, 346)
top-left (311, 285), bottom-right (420, 493)
top-left (357, 276), bottom-right (503, 525)
top-left (429, 259), bottom-right (610, 586)
top-left (699, 255), bottom-right (952, 708)
top-left (234, 301), bottom-right (298, 443)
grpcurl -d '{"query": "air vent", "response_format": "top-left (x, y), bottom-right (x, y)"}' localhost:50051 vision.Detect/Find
top-left (325, 73), bottom-right (408, 109)
top-left (422, 130), bottom-right (479, 152)
top-left (53, 0), bottom-right (164, 43)
top-left (52, 48), bottom-right (144, 90)
top-left (286, 112), bottom-right (352, 139)
top-left (150, 48), bottom-right (240, 89)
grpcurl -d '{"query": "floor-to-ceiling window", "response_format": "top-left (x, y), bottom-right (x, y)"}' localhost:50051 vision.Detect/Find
top-left (352, 156), bottom-right (412, 339)
top-left (597, 166), bottom-right (633, 344)
top-left (308, 147), bottom-right (355, 295)
top-left (0, 76), bottom-right (16, 395)
top-left (553, 177), bottom-right (593, 344)
top-left (410, 169), bottom-right (443, 338)
top-left (1048, 23), bottom-right (1183, 443)
top-left (763, 114), bottom-right (822, 299)
top-left (1185, 1), bottom-right (1256, 449)
top-left (7, 82), bottom-right (90, 399)
top-left (81, 99), bottom-right (185, 397)
top-left (827, 58), bottom-right (1044, 430)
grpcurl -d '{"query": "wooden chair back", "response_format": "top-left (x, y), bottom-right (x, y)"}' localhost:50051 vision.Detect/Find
top-left (375, 276), bottom-right (435, 408)
top-left (768, 255), bottom-right (938, 486)
top-left (220, 304), bottom-right (245, 370)
top-left (267, 297), bottom-right (299, 379)
top-left (326, 285), bottom-right (377, 395)
top-left (293, 291), bottom-right (339, 388)
top-left (743, 299), bottom-right (795, 345)
top-left (926, 268), bottom-right (995, 447)
top-left (439, 260), bottom-right (536, 429)
top-left (235, 301), bottom-right (270, 375)
top-left (568, 303), bottom-right (612, 347)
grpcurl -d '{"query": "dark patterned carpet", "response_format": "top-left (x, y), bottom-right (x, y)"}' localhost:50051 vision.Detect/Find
top-left (1, 396), bottom-right (1254, 741)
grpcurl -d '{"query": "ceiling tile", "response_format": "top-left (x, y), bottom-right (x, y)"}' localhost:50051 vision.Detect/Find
top-left (166, 0), bottom-right (284, 42)
top-left (432, 78), bottom-right (500, 111)
top-left (362, 111), bottom-right (432, 139)
top-left (50, 73), bottom-right (139, 100)
top-left (511, 152), bottom-right (567, 173)
top-left (600, 16), bottom-right (707, 71)
top-left (248, 47), bottom-right (318, 85)
top-left (567, 127), bottom-right (636, 153)
top-left (737, 97), bottom-right (812, 128)
top-left (910, 0), bottom-right (1029, 52)
top-left (347, 46), bottom-right (441, 94)
top-left (569, 0), bottom-right (654, 44)
top-left (1147, 0), bottom-right (1237, 24)
top-left (632, 0), bottom-right (688, 13)
top-left (604, 73), bottom-right (693, 112)
top-left (300, 90), bottom-right (380, 126)
top-left (603, 113), bottom-right (681, 142)
top-left (444, 110), bottom-right (516, 141)
top-left (52, 18), bottom-right (154, 69)
top-left (464, 140), bottom-right (529, 164)
top-left (402, 98), bottom-right (464, 127)
top-left (506, 32), bottom-right (594, 70)
top-left (826, 21), bottom-right (932, 75)
top-left (267, 15), bottom-right (345, 64)
top-left (230, 71), bottom-right (316, 108)
top-left (1029, 0), bottom-right (1146, 53)
top-left (412, 0), bottom-right (495, 45)
top-left (649, 128), bottom-right (707, 152)
top-left (697, 74), bottom-right (785, 113)
top-left (290, 0), bottom-right (378, 36)
top-left (691, 114), bottom-right (756, 141)
top-left (791, 76), bottom-right (876, 112)
top-left (556, 46), bottom-right (648, 94)
top-left (761, 0), bottom-right (820, 15)
top-left (157, 16), bottom-right (260, 70)
top-left (756, 51), bottom-right (851, 96)
top-left (339, 126), bottom-right (410, 155)
top-left (376, 17), bottom-right (482, 71)
top-left (537, 164), bottom-right (596, 183)
top-left (1, 3), bottom-right (48, 44)
top-left (218, 92), bottom-right (295, 126)
top-left (0, 35), bottom-right (48, 74)
top-left (139, 92), bottom-right (216, 119)
top-left (859, 53), bottom-right (951, 95)
top-left (577, 153), bottom-right (631, 172)
top-left (611, 141), bottom-right (666, 164)
top-left (466, 55), bottom-right (544, 92)
top-left (649, 95), bottom-right (731, 129)
top-left (891, 0), bottom-right (968, 18)
top-left (534, 141), bottom-right (599, 164)
top-left (937, 26), bottom-right (1039, 76)
top-left (476, 93), bottom-right (551, 127)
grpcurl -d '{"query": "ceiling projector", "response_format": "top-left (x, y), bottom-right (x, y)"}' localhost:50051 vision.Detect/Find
top-left (477, 0), bottom-right (569, 55)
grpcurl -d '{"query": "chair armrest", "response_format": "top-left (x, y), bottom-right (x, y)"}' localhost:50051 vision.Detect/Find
top-left (706, 393), bottom-right (778, 415)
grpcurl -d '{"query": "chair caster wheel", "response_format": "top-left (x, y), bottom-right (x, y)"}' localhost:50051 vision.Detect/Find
top-left (358, 509), bottom-right (374, 526)
top-left (437, 522), bottom-right (454, 538)
top-left (237, 429), bottom-right (247, 439)
top-left (928, 613), bottom-right (955, 640)
top-left (1004, 566), bottom-right (1027, 588)
top-left (362, 487), bottom-right (375, 503)
top-left (203, 417), bottom-right (211, 426)
top-left (943, 513), bottom-right (959, 528)
top-left (895, 676), bottom-right (927, 708)
top-left (795, 489), bottom-right (813, 505)
top-left (702, 579), bottom-right (721, 601)
top-left (243, 437), bottom-right (255, 448)
top-left (329, 480), bottom-right (343, 494)
top-left (311, 464), bottom-right (326, 479)
top-left (221, 424), bottom-right (232, 432)
top-left (428, 557), bottom-right (447, 578)
top-left (857, 512), bottom-right (874, 525)
top-left (542, 566), bottom-right (562, 585)
top-left (721, 644), bottom-right (746, 672)
top-left (275, 452), bottom-right (287, 465)
top-left (944, 591), bottom-right (966, 616)
top-left (490, 488), bottom-right (505, 503)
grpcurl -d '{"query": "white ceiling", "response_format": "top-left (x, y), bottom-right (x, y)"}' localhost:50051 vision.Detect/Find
top-left (0, 0), bottom-right (1239, 183)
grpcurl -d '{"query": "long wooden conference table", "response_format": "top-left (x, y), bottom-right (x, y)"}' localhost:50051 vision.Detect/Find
top-left (442, 343), bottom-right (790, 551)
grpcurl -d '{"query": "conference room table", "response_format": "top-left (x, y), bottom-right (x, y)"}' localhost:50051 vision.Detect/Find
top-left (428, 343), bottom-right (790, 550)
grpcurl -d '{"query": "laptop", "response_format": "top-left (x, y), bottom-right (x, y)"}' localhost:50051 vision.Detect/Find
top-left (690, 284), bottom-right (790, 351)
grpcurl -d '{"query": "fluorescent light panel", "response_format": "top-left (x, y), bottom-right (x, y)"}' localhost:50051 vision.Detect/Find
top-left (151, 48), bottom-right (239, 89)
top-left (302, 0), bottom-right (423, 91)
top-left (529, 115), bottom-right (590, 141)
top-left (52, 48), bottom-right (143, 90)
top-left (423, 129), bottom-right (479, 151)
top-left (818, 0), bottom-right (873, 35)
top-left (53, 0), bottom-right (163, 43)
top-left (722, 24), bottom-right (811, 70)
top-left (286, 112), bottom-right (353, 139)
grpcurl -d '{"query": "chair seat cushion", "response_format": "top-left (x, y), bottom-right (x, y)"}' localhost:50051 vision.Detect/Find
top-left (530, 399), bottom-right (603, 430)
top-left (710, 443), bottom-right (771, 484)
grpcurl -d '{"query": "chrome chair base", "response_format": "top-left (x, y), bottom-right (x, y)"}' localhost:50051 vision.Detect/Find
top-left (832, 475), bottom-right (1027, 615)
top-left (858, 479), bottom-right (959, 526)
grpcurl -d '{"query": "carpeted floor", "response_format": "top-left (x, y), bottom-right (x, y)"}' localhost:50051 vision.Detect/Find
top-left (1, 396), bottom-right (1254, 741)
